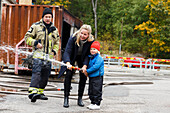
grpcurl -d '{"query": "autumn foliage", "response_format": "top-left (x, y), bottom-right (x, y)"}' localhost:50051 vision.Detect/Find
top-left (134, 0), bottom-right (169, 57)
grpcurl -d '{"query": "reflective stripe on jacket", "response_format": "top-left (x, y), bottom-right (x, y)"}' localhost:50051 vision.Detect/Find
top-left (24, 19), bottom-right (60, 59)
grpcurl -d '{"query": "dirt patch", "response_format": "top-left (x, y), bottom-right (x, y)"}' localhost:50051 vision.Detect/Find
top-left (0, 94), bottom-right (6, 98)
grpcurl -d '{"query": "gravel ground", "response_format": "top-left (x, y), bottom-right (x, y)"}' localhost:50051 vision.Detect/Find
top-left (0, 67), bottom-right (170, 113)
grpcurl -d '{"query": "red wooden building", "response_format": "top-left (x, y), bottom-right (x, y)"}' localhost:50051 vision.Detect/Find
top-left (0, 3), bottom-right (83, 74)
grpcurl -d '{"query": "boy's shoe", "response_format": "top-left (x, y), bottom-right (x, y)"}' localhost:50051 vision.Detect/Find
top-left (89, 104), bottom-right (100, 110)
top-left (87, 104), bottom-right (94, 109)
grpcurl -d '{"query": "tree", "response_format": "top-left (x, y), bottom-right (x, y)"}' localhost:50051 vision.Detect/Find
top-left (96, 0), bottom-right (149, 55)
top-left (33, 0), bottom-right (71, 9)
top-left (134, 0), bottom-right (170, 58)
top-left (65, 0), bottom-right (169, 58)
top-left (92, 0), bottom-right (98, 39)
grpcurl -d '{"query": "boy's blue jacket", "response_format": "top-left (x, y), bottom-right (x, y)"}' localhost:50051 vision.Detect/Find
top-left (87, 53), bottom-right (104, 77)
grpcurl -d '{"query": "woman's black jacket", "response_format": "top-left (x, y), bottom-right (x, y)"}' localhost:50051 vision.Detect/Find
top-left (58, 35), bottom-right (94, 78)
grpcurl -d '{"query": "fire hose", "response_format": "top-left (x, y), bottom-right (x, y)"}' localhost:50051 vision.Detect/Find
top-left (0, 46), bottom-right (81, 71)
top-left (48, 58), bottom-right (81, 71)
top-left (22, 54), bottom-right (82, 71)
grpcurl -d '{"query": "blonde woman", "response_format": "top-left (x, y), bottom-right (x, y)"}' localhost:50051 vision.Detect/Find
top-left (58, 24), bottom-right (94, 108)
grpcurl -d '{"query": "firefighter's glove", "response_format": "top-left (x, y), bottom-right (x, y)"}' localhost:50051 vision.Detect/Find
top-left (22, 55), bottom-right (33, 69)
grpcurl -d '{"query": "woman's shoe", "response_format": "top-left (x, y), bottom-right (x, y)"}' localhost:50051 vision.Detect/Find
top-left (77, 96), bottom-right (84, 107)
top-left (63, 97), bottom-right (69, 108)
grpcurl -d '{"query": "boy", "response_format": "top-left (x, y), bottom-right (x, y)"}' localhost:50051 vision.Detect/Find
top-left (83, 41), bottom-right (104, 110)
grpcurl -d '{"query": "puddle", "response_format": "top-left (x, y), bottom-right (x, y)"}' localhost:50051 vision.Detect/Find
top-left (0, 109), bottom-right (8, 111)
top-left (103, 85), bottom-right (129, 97)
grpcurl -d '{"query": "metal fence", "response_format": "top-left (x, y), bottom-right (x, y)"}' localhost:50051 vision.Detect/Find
top-left (103, 56), bottom-right (170, 70)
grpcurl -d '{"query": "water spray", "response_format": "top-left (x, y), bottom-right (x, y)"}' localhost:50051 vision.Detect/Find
top-left (0, 46), bottom-right (81, 71)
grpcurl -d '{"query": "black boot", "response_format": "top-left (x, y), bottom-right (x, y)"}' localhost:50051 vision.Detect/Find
top-left (63, 97), bottom-right (69, 108)
top-left (40, 94), bottom-right (48, 100)
top-left (78, 96), bottom-right (84, 107)
top-left (31, 94), bottom-right (41, 102)
top-left (28, 93), bottom-right (34, 99)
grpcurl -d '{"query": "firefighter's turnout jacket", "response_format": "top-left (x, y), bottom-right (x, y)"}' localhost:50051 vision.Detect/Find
top-left (25, 19), bottom-right (60, 59)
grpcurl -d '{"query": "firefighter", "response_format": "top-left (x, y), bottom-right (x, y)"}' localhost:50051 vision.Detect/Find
top-left (24, 8), bottom-right (60, 102)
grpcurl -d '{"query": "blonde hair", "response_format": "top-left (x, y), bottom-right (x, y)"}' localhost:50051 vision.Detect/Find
top-left (72, 24), bottom-right (94, 46)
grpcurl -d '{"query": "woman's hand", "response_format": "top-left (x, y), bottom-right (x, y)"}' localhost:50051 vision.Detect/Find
top-left (82, 65), bottom-right (88, 77)
top-left (66, 62), bottom-right (72, 70)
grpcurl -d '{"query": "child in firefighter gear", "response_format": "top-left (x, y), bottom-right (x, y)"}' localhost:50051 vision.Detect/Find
top-left (24, 7), bottom-right (60, 102)
top-left (82, 41), bottom-right (104, 110)
top-left (58, 24), bottom-right (94, 108)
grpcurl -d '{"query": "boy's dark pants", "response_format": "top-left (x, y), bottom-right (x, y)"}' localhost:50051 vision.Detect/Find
top-left (88, 76), bottom-right (103, 105)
